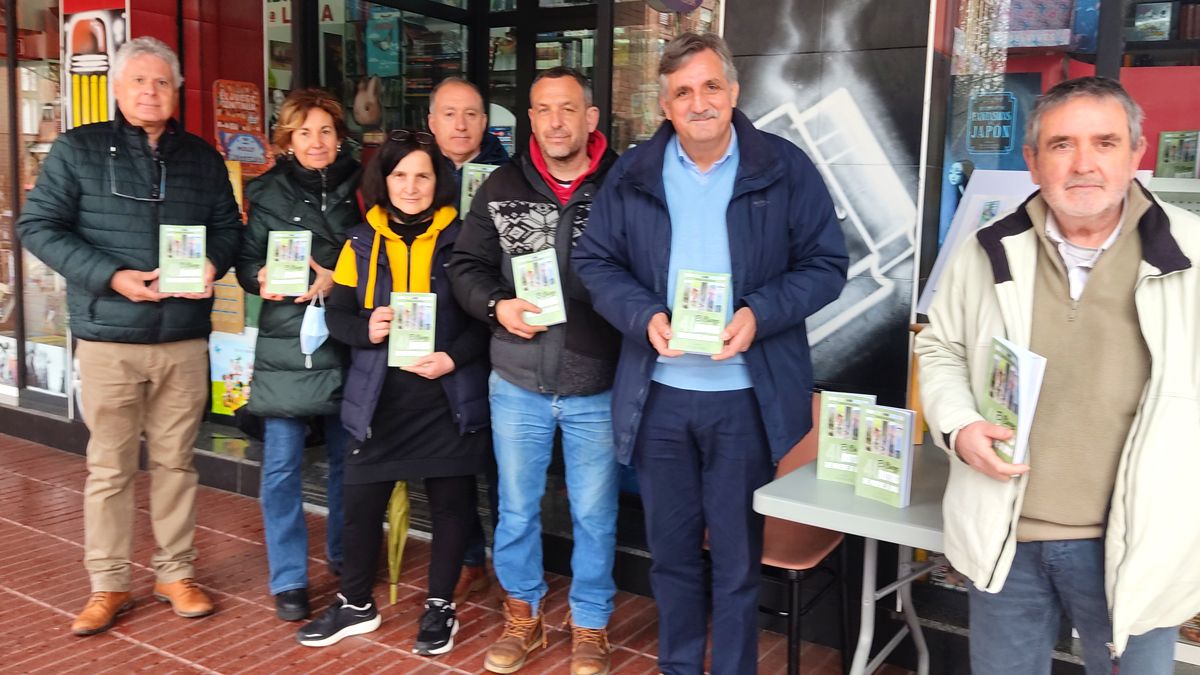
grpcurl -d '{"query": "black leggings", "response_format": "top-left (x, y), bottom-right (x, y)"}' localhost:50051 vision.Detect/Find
top-left (340, 474), bottom-right (476, 605)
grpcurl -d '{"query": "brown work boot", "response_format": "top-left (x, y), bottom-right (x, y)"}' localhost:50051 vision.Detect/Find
top-left (153, 578), bottom-right (215, 618)
top-left (483, 597), bottom-right (546, 673)
top-left (453, 564), bottom-right (491, 604)
top-left (570, 622), bottom-right (611, 675)
top-left (71, 591), bottom-right (134, 636)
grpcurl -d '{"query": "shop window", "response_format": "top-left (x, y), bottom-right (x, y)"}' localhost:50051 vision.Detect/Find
top-left (489, 27), bottom-right (519, 156)
top-left (317, 2), bottom-right (468, 143)
top-left (610, 0), bottom-right (722, 152)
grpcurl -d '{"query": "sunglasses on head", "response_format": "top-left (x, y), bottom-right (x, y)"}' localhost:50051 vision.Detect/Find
top-left (388, 130), bottom-right (436, 146)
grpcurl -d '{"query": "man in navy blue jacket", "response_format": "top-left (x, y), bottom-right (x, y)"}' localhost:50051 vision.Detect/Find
top-left (574, 32), bottom-right (848, 674)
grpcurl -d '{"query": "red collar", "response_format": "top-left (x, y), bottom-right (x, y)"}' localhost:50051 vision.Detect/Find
top-left (529, 131), bottom-right (608, 205)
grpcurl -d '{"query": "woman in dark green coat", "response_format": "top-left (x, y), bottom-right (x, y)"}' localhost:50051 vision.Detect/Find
top-left (235, 89), bottom-right (361, 623)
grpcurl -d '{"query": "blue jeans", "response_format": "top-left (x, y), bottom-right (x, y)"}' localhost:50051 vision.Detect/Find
top-left (488, 372), bottom-right (619, 629)
top-left (969, 539), bottom-right (1178, 675)
top-left (634, 383), bottom-right (774, 675)
top-left (260, 415), bottom-right (348, 595)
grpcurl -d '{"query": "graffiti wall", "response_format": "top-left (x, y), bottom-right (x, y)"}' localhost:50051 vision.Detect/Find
top-left (728, 0), bottom-right (930, 406)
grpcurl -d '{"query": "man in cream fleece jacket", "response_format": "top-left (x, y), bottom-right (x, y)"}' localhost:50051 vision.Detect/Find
top-left (918, 76), bottom-right (1200, 674)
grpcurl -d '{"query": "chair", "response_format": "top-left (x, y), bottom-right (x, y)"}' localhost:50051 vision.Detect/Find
top-left (759, 392), bottom-right (850, 675)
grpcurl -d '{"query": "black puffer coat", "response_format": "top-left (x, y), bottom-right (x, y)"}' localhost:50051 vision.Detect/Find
top-left (16, 112), bottom-right (243, 343)
top-left (235, 151), bottom-right (361, 418)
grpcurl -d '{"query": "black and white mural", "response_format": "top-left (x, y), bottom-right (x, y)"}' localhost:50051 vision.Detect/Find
top-left (728, 0), bottom-right (931, 405)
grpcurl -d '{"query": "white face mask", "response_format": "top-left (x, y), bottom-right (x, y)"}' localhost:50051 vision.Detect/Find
top-left (299, 294), bottom-right (329, 368)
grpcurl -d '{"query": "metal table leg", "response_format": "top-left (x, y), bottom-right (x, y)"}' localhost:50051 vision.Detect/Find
top-left (898, 545), bottom-right (930, 675)
top-left (849, 537), bottom-right (878, 675)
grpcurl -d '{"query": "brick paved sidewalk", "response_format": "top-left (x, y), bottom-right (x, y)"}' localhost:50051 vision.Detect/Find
top-left (0, 433), bottom-right (907, 674)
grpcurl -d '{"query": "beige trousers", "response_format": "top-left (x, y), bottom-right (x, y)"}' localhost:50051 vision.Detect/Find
top-left (76, 338), bottom-right (209, 592)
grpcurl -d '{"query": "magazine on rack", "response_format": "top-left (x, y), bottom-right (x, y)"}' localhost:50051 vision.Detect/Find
top-left (854, 405), bottom-right (916, 508)
top-left (980, 336), bottom-right (1046, 464)
top-left (816, 391), bottom-right (878, 484)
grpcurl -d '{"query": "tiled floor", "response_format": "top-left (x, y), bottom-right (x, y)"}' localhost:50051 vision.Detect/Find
top-left (0, 433), bottom-right (912, 674)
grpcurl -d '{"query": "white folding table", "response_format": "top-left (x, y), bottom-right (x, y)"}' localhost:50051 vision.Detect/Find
top-left (753, 442), bottom-right (950, 675)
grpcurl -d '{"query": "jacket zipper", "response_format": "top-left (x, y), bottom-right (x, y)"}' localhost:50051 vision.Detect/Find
top-left (320, 168), bottom-right (328, 212)
top-left (1104, 267), bottom-right (1180, 663)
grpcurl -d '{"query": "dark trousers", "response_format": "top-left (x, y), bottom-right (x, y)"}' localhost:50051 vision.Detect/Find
top-left (341, 475), bottom-right (475, 605)
top-left (462, 458), bottom-right (500, 567)
top-left (633, 383), bottom-right (775, 675)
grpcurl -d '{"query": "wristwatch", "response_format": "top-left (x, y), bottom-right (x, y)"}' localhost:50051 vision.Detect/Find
top-left (486, 298), bottom-right (499, 320)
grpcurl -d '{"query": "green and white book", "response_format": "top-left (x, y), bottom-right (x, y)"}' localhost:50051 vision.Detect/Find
top-left (388, 292), bottom-right (437, 367)
top-left (265, 230), bottom-right (313, 296)
top-left (459, 163), bottom-right (500, 214)
top-left (981, 336), bottom-right (1046, 464)
top-left (854, 405), bottom-right (916, 508)
top-left (667, 270), bottom-right (730, 355)
top-left (816, 391), bottom-right (878, 484)
top-left (158, 224), bottom-right (206, 294)
top-left (511, 249), bottom-right (566, 326)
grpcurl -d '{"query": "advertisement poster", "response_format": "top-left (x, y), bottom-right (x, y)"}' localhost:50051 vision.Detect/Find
top-left (61, 0), bottom-right (129, 130)
top-left (210, 329), bottom-right (257, 415)
top-left (214, 80), bottom-right (272, 177)
top-left (0, 336), bottom-right (17, 397)
top-left (26, 339), bottom-right (67, 396)
top-left (365, 18), bottom-right (401, 78)
top-left (937, 72), bottom-right (1043, 245)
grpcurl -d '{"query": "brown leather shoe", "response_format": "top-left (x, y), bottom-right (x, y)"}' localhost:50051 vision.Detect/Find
top-left (483, 596), bottom-right (546, 674)
top-left (152, 578), bottom-right (214, 618)
top-left (570, 623), bottom-right (611, 675)
top-left (71, 591), bottom-right (134, 636)
top-left (453, 564), bottom-right (491, 604)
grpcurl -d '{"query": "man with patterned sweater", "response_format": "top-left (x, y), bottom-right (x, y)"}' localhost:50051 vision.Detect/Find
top-left (448, 67), bottom-right (620, 675)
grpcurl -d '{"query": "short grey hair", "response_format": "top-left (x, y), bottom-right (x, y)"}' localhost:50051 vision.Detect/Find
top-left (112, 36), bottom-right (183, 88)
top-left (531, 66), bottom-right (594, 107)
top-left (1025, 76), bottom-right (1143, 152)
top-left (658, 32), bottom-right (738, 100)
top-left (430, 76), bottom-right (484, 111)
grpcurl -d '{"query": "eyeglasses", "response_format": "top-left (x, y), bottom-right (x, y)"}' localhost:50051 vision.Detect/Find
top-left (388, 130), bottom-right (436, 146)
top-left (108, 147), bottom-right (166, 202)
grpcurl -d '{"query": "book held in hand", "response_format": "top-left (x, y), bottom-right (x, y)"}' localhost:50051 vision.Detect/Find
top-left (265, 230), bottom-right (313, 296)
top-left (158, 224), bottom-right (207, 294)
top-left (981, 336), bottom-right (1046, 464)
top-left (460, 163), bottom-right (500, 214)
top-left (511, 249), bottom-right (567, 326)
top-left (388, 292), bottom-right (437, 367)
top-left (667, 270), bottom-right (731, 355)
top-left (816, 391), bottom-right (878, 484)
top-left (854, 405), bottom-right (916, 508)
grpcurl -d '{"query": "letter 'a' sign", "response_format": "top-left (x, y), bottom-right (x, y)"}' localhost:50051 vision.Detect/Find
top-left (967, 92), bottom-right (1017, 155)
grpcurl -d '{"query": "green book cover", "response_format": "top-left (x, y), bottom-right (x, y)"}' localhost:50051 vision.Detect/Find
top-left (980, 336), bottom-right (1045, 464)
top-left (667, 270), bottom-right (730, 355)
top-left (388, 292), bottom-right (437, 367)
top-left (816, 391), bottom-right (878, 484)
top-left (158, 225), bottom-right (206, 294)
top-left (265, 230), bottom-right (313, 296)
top-left (854, 405), bottom-right (915, 508)
top-left (511, 249), bottom-right (566, 326)
top-left (459, 163), bottom-right (500, 215)
top-left (1155, 131), bottom-right (1198, 178)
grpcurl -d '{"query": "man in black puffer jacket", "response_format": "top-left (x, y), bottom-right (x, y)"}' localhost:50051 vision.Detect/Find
top-left (16, 37), bottom-right (242, 636)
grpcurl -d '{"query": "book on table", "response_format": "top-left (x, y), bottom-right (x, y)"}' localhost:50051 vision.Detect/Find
top-left (980, 336), bottom-right (1046, 464)
top-left (388, 292), bottom-right (437, 367)
top-left (158, 224), bottom-right (207, 294)
top-left (816, 391), bottom-right (878, 484)
top-left (667, 269), bottom-right (731, 355)
top-left (264, 230), bottom-right (313, 296)
top-left (511, 249), bottom-right (566, 326)
top-left (854, 405), bottom-right (916, 508)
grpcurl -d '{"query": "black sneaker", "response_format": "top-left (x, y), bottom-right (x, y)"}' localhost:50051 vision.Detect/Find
top-left (296, 593), bottom-right (381, 647)
top-left (413, 598), bottom-right (458, 656)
